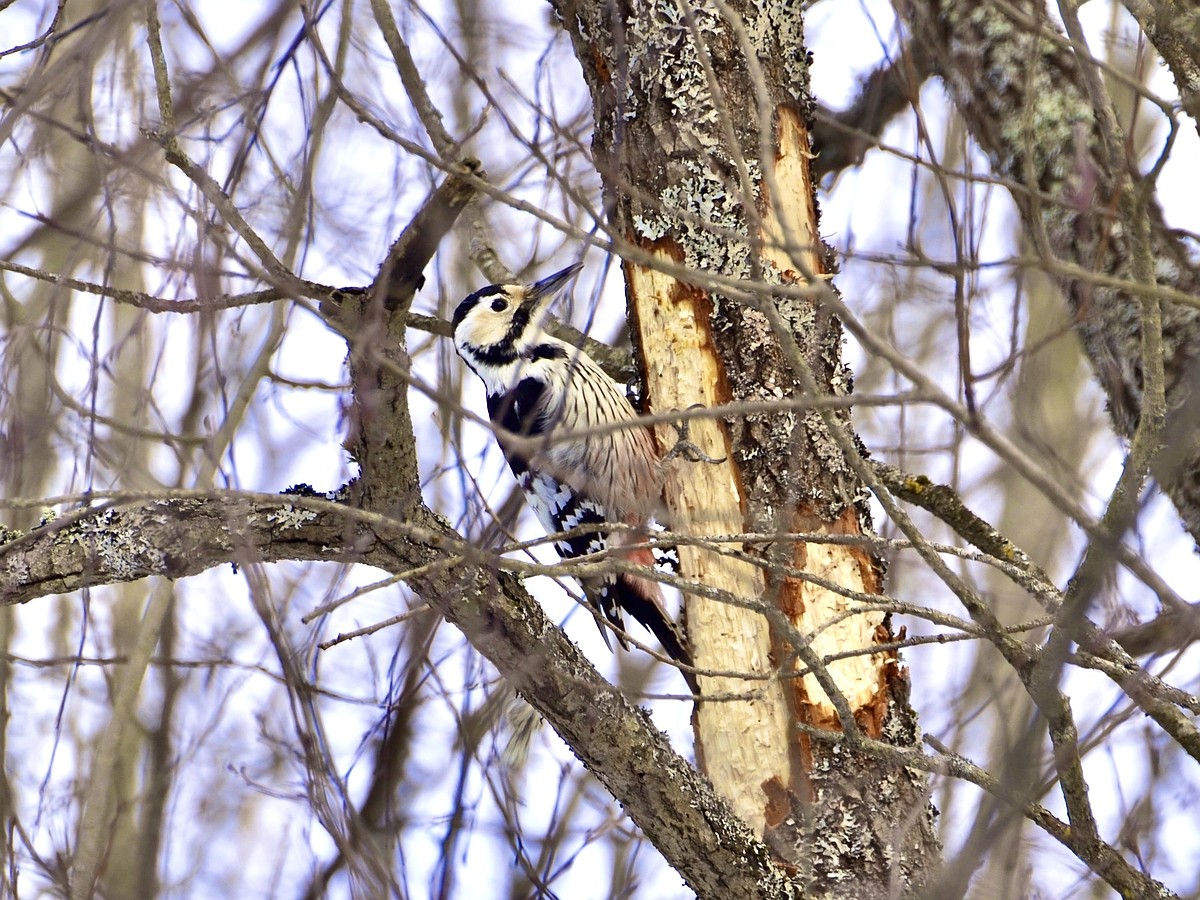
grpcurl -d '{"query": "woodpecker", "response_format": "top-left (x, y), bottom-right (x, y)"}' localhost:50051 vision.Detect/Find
top-left (452, 263), bottom-right (695, 692)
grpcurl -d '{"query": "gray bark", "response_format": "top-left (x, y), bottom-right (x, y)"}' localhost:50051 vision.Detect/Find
top-left (555, 0), bottom-right (940, 892)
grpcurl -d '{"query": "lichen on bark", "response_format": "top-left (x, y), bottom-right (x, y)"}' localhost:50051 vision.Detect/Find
top-left (556, 0), bottom-right (940, 887)
top-left (905, 0), bottom-right (1200, 546)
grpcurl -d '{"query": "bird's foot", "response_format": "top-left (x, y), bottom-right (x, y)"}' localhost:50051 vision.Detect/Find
top-left (662, 404), bottom-right (727, 465)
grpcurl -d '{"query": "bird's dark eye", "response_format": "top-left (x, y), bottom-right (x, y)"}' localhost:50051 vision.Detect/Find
top-left (490, 298), bottom-right (508, 312)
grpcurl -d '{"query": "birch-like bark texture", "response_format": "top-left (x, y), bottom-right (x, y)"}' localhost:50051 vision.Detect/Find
top-left (556, 0), bottom-right (939, 888)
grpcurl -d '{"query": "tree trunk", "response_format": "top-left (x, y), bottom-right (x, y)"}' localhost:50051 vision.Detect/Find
top-left (558, 0), bottom-right (940, 889)
top-left (903, 0), bottom-right (1200, 548)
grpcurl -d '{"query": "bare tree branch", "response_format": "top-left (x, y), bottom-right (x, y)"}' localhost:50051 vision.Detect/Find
top-left (0, 486), bottom-right (804, 898)
top-left (901, 0), bottom-right (1200, 547)
top-left (1121, 0), bottom-right (1200, 136)
top-left (811, 38), bottom-right (937, 179)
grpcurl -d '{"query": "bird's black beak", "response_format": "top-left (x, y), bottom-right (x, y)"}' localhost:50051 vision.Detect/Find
top-left (526, 263), bottom-right (583, 300)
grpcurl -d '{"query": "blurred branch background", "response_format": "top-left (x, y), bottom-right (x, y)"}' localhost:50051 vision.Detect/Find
top-left (0, 0), bottom-right (1197, 897)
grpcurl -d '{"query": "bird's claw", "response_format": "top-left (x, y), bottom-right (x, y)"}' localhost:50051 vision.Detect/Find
top-left (662, 403), bottom-right (727, 465)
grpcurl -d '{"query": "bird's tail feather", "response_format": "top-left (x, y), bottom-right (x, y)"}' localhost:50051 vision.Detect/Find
top-left (597, 545), bottom-right (696, 693)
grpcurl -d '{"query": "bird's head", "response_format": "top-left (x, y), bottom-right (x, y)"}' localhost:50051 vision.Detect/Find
top-left (452, 263), bottom-right (582, 364)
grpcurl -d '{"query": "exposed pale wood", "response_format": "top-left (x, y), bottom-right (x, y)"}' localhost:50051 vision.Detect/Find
top-left (560, 0), bottom-right (939, 885)
top-left (760, 109), bottom-right (823, 280)
top-left (627, 256), bottom-right (791, 834)
top-left (787, 515), bottom-right (885, 728)
top-left (761, 109), bottom-right (887, 728)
